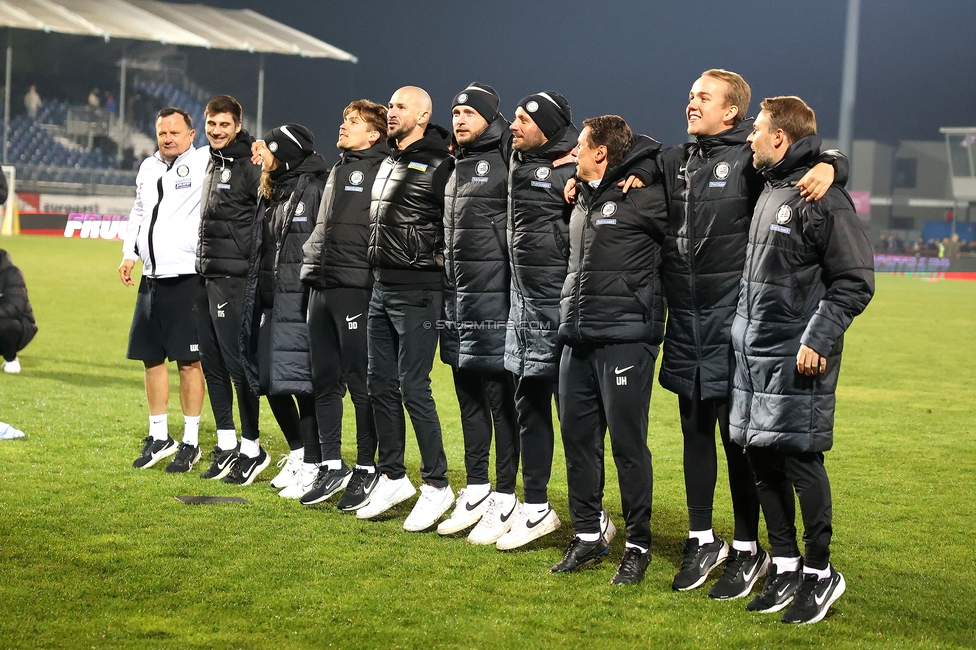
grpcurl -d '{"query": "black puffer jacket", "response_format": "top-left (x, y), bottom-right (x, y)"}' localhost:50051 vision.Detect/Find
top-left (560, 136), bottom-right (668, 345)
top-left (196, 131), bottom-right (262, 277)
top-left (504, 123), bottom-right (579, 379)
top-left (368, 124), bottom-right (454, 286)
top-left (730, 136), bottom-right (874, 453)
top-left (441, 115), bottom-right (512, 372)
top-left (242, 153), bottom-right (329, 396)
top-left (301, 141), bottom-right (390, 290)
top-left (657, 119), bottom-right (848, 401)
top-left (0, 249), bottom-right (37, 349)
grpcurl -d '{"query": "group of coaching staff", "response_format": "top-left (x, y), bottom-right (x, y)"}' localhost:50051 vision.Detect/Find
top-left (119, 68), bottom-right (873, 625)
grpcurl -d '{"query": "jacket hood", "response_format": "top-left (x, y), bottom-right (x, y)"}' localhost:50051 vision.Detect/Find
top-left (595, 134), bottom-right (661, 194)
top-left (695, 118), bottom-right (752, 159)
top-left (389, 123), bottom-right (451, 158)
top-left (761, 134), bottom-right (822, 184)
top-left (520, 122), bottom-right (580, 163)
top-left (271, 151), bottom-right (331, 185)
top-left (340, 140), bottom-right (392, 165)
top-left (211, 129), bottom-right (256, 167)
top-left (458, 114), bottom-right (511, 158)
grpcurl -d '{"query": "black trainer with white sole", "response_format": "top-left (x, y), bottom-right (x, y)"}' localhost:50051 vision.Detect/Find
top-left (709, 548), bottom-right (770, 600)
top-left (300, 465), bottom-right (353, 505)
top-left (746, 564), bottom-right (803, 613)
top-left (222, 448), bottom-right (270, 486)
top-left (132, 436), bottom-right (178, 469)
top-left (337, 467), bottom-right (378, 511)
top-left (165, 442), bottom-right (202, 473)
top-left (672, 537), bottom-right (729, 591)
top-left (781, 567), bottom-right (846, 624)
top-left (200, 446), bottom-right (238, 480)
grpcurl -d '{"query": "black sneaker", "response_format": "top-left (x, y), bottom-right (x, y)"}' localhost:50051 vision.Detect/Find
top-left (222, 447), bottom-right (270, 486)
top-left (550, 536), bottom-right (610, 573)
top-left (611, 547), bottom-right (650, 585)
top-left (200, 445), bottom-right (239, 480)
top-left (132, 436), bottom-right (177, 469)
top-left (337, 467), bottom-right (379, 511)
top-left (672, 537), bottom-right (729, 591)
top-left (781, 567), bottom-right (846, 624)
top-left (709, 547), bottom-right (770, 600)
top-left (164, 442), bottom-right (201, 473)
top-left (300, 464), bottom-right (353, 505)
top-left (746, 563), bottom-right (803, 613)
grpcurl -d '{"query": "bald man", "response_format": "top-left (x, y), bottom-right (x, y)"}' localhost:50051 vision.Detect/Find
top-left (357, 86), bottom-right (458, 532)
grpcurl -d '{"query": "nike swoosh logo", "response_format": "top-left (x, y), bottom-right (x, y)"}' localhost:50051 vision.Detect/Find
top-left (615, 366), bottom-right (634, 375)
top-left (500, 503), bottom-right (516, 523)
top-left (465, 491), bottom-right (491, 511)
top-left (217, 302), bottom-right (228, 309)
top-left (526, 507), bottom-right (552, 529)
top-left (216, 455), bottom-right (234, 470)
top-left (742, 562), bottom-right (759, 584)
top-left (346, 313), bottom-right (362, 322)
top-left (776, 583), bottom-right (791, 598)
top-left (699, 555), bottom-right (709, 570)
top-left (814, 582), bottom-right (832, 606)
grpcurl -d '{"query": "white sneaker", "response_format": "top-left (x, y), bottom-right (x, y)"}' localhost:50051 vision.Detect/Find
top-left (404, 484), bottom-right (455, 532)
top-left (496, 503), bottom-right (561, 550)
top-left (437, 486), bottom-right (493, 535)
top-left (2, 358), bottom-right (20, 374)
top-left (602, 510), bottom-right (617, 544)
top-left (468, 493), bottom-right (519, 545)
top-left (278, 464), bottom-right (318, 499)
top-left (356, 475), bottom-right (417, 520)
top-left (269, 449), bottom-right (303, 489)
top-left (0, 422), bottom-right (25, 440)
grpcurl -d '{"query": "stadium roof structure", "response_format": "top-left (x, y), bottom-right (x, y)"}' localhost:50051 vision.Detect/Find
top-left (0, 0), bottom-right (357, 162)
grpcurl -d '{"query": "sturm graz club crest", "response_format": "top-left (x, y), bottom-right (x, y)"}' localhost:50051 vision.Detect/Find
top-left (294, 201), bottom-right (306, 217)
top-left (534, 167), bottom-right (551, 181)
top-left (476, 160), bottom-right (490, 176)
top-left (220, 169), bottom-right (232, 183)
top-left (349, 170), bottom-right (364, 185)
top-left (713, 161), bottom-right (731, 180)
top-left (456, 93), bottom-right (468, 105)
top-left (526, 100), bottom-right (539, 113)
top-left (776, 204), bottom-right (793, 224)
top-left (176, 164), bottom-right (189, 177)
top-left (268, 141), bottom-right (278, 152)
top-left (601, 202), bottom-right (617, 217)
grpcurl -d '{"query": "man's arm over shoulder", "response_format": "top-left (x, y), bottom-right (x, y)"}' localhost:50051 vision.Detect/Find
top-left (628, 180), bottom-right (668, 244)
top-left (799, 188), bottom-right (875, 356)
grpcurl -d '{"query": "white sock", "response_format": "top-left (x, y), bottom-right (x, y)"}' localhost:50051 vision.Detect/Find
top-left (355, 464), bottom-right (376, 473)
top-left (322, 459), bottom-right (342, 471)
top-left (803, 564), bottom-right (831, 580)
top-left (149, 414), bottom-right (168, 441)
top-left (689, 529), bottom-right (714, 545)
top-left (302, 461), bottom-right (318, 474)
top-left (494, 492), bottom-right (517, 508)
top-left (523, 501), bottom-right (550, 516)
top-left (577, 532), bottom-right (601, 543)
top-left (466, 483), bottom-right (491, 500)
top-left (732, 540), bottom-right (758, 555)
top-left (773, 556), bottom-right (802, 573)
top-left (182, 415), bottom-right (200, 447)
top-left (239, 437), bottom-right (260, 458)
top-left (216, 429), bottom-right (238, 451)
top-left (625, 542), bottom-right (649, 553)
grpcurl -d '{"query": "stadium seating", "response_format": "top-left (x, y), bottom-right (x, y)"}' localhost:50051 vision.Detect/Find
top-left (136, 81), bottom-right (209, 148)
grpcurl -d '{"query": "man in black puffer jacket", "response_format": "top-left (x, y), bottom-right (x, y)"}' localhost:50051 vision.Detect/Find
top-left (733, 97), bottom-right (873, 625)
top-left (0, 248), bottom-right (37, 374)
top-left (495, 92), bottom-right (579, 552)
top-left (436, 83), bottom-right (520, 544)
top-left (357, 86), bottom-right (456, 532)
top-left (193, 95), bottom-right (263, 480)
top-left (551, 116), bottom-right (667, 586)
top-left (299, 100), bottom-right (390, 510)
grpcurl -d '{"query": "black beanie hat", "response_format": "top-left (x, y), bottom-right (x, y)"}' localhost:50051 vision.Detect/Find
top-left (517, 91), bottom-right (572, 139)
top-left (452, 82), bottom-right (500, 122)
top-left (264, 124), bottom-right (314, 171)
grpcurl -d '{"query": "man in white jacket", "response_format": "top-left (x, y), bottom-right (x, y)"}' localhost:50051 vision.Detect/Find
top-left (119, 107), bottom-right (210, 471)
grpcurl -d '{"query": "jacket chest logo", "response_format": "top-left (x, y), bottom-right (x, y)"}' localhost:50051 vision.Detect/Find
top-left (349, 170), bottom-right (364, 185)
top-left (407, 161), bottom-right (428, 172)
top-left (476, 160), bottom-right (490, 176)
top-left (776, 204), bottom-right (793, 224)
top-left (534, 167), bottom-right (551, 181)
top-left (176, 164), bottom-right (189, 177)
top-left (220, 168), bottom-right (232, 183)
top-left (713, 161), bottom-right (730, 180)
top-left (600, 202), bottom-right (617, 217)
top-left (294, 201), bottom-right (306, 217)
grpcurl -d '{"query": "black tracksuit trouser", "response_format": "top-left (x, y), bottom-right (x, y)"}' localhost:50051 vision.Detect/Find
top-left (367, 284), bottom-right (448, 488)
top-left (307, 287), bottom-right (376, 466)
top-left (514, 375), bottom-right (558, 504)
top-left (0, 319), bottom-right (24, 361)
top-left (452, 367), bottom-right (519, 493)
top-left (679, 383), bottom-right (760, 541)
top-left (198, 276), bottom-right (261, 440)
top-left (559, 342), bottom-right (656, 550)
top-left (745, 446), bottom-right (833, 570)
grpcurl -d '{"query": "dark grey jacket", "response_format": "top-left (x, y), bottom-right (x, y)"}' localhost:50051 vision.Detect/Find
top-left (730, 136), bottom-right (874, 453)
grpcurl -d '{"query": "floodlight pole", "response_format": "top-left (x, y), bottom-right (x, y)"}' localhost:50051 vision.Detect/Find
top-left (256, 53), bottom-right (264, 137)
top-left (3, 29), bottom-right (11, 165)
top-left (838, 0), bottom-right (860, 165)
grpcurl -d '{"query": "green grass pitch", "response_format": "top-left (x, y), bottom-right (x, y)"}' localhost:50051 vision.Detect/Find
top-left (0, 236), bottom-right (974, 648)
